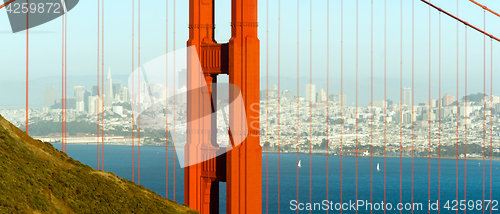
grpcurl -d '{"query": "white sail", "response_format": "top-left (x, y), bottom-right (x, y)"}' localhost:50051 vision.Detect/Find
top-left (377, 163), bottom-right (380, 171)
top-left (298, 160), bottom-right (302, 167)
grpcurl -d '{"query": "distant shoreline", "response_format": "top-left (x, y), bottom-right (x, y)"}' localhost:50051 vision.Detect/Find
top-left (262, 151), bottom-right (500, 161)
top-left (49, 142), bottom-right (499, 161)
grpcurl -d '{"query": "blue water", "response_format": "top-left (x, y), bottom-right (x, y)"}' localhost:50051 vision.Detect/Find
top-left (59, 144), bottom-right (499, 213)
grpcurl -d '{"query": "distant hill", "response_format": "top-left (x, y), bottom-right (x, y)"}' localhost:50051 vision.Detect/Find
top-left (0, 114), bottom-right (197, 214)
top-left (461, 93), bottom-right (488, 102)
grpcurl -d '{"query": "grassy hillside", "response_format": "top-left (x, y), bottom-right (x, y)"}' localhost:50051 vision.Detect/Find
top-left (0, 114), bottom-right (197, 214)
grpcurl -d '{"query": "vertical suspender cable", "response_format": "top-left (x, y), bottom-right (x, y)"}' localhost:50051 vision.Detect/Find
top-left (277, 0), bottom-right (281, 212)
top-left (489, 38), bottom-right (493, 214)
top-left (64, 0), bottom-right (67, 154)
top-left (399, 1), bottom-right (403, 212)
top-left (309, 1), bottom-right (313, 213)
top-left (438, 9), bottom-right (442, 214)
top-left (65, 0), bottom-right (67, 153)
top-left (464, 25), bottom-right (468, 214)
top-left (370, 1), bottom-right (374, 212)
top-left (456, 2), bottom-right (459, 211)
top-left (64, 0), bottom-right (68, 154)
top-left (355, 0), bottom-right (359, 212)
top-left (296, 0), bottom-right (300, 211)
top-left (65, 0), bottom-right (68, 153)
top-left (62, 0), bottom-right (65, 153)
top-left (340, 1), bottom-right (344, 212)
top-left (138, 0), bottom-right (141, 184)
top-left (131, 0), bottom-right (135, 183)
top-left (63, 2), bottom-right (66, 153)
top-left (482, 9), bottom-right (486, 214)
top-left (25, 0), bottom-right (29, 135)
top-left (101, 0), bottom-right (105, 171)
top-left (63, 0), bottom-right (66, 154)
top-left (61, 0), bottom-right (65, 153)
top-left (428, 2), bottom-right (432, 213)
top-left (165, 0), bottom-right (169, 198)
top-left (64, 6), bottom-right (66, 154)
top-left (326, 1), bottom-right (330, 211)
top-left (172, 0), bottom-right (176, 200)
top-left (97, 0), bottom-right (100, 170)
top-left (265, 0), bottom-right (269, 212)
top-left (384, 1), bottom-right (387, 213)
top-left (411, 1), bottom-right (415, 212)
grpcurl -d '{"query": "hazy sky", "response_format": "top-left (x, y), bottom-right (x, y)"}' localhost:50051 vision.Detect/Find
top-left (1, 0), bottom-right (500, 107)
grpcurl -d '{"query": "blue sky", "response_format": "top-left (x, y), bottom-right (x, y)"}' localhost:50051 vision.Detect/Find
top-left (1, 0), bottom-right (500, 107)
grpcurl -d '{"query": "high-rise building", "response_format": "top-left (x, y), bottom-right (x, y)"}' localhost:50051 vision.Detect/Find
top-left (105, 67), bottom-right (113, 107)
top-left (459, 105), bottom-right (473, 117)
top-left (403, 112), bottom-right (413, 124)
top-left (425, 99), bottom-right (437, 108)
top-left (112, 83), bottom-right (123, 100)
top-left (442, 93), bottom-right (454, 106)
top-left (120, 87), bottom-right (129, 103)
top-left (489, 95), bottom-right (500, 104)
top-left (76, 101), bottom-right (85, 112)
top-left (44, 86), bottom-right (57, 107)
top-left (84, 90), bottom-right (91, 112)
top-left (88, 96), bottom-right (102, 115)
top-left (73, 86), bottom-right (84, 113)
top-left (305, 84), bottom-right (316, 102)
top-left (74, 86), bottom-right (85, 101)
top-left (433, 99), bottom-right (442, 108)
top-left (92, 86), bottom-right (99, 96)
top-left (403, 87), bottom-right (411, 106)
top-left (317, 89), bottom-right (327, 103)
top-left (74, 86), bottom-right (85, 112)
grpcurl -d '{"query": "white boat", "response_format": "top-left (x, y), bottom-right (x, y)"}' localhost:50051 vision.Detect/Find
top-left (298, 160), bottom-right (302, 168)
top-left (377, 163), bottom-right (380, 171)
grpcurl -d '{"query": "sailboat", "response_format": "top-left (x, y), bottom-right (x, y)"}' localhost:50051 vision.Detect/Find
top-left (377, 163), bottom-right (380, 172)
top-left (298, 160), bottom-right (302, 168)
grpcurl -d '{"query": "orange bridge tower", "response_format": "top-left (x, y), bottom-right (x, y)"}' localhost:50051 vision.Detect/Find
top-left (185, 0), bottom-right (261, 214)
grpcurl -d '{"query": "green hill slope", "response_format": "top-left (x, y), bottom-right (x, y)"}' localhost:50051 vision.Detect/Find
top-left (0, 115), bottom-right (197, 214)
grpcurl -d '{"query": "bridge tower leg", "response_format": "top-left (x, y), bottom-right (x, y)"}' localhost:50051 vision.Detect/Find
top-left (226, 0), bottom-right (261, 213)
top-left (185, 0), bottom-right (261, 214)
top-left (185, 0), bottom-right (219, 214)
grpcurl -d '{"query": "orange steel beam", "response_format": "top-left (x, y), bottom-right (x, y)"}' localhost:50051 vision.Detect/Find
top-left (186, 0), bottom-right (261, 213)
top-left (420, 0), bottom-right (500, 43)
top-left (469, 0), bottom-right (500, 18)
top-left (185, 1), bottom-right (221, 213)
top-left (226, 1), bottom-right (262, 213)
top-left (0, 0), bottom-right (16, 9)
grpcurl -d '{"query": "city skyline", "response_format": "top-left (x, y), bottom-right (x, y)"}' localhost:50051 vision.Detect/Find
top-left (4, 72), bottom-right (499, 109)
top-left (4, 80), bottom-right (499, 160)
top-left (2, 0), bottom-right (500, 109)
